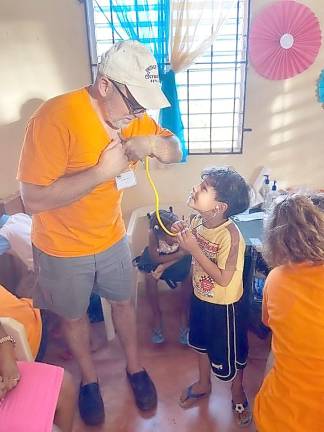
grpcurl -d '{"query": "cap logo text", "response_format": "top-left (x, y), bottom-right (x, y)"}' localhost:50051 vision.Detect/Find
top-left (145, 64), bottom-right (159, 83)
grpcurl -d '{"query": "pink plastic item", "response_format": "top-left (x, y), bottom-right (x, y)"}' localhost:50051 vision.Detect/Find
top-left (249, 0), bottom-right (322, 80)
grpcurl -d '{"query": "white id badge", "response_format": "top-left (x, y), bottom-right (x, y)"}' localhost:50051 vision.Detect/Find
top-left (115, 170), bottom-right (137, 190)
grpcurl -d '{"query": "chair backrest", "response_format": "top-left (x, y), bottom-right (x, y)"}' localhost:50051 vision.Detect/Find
top-left (0, 191), bottom-right (28, 292)
top-left (0, 317), bottom-right (34, 361)
top-left (0, 191), bottom-right (26, 215)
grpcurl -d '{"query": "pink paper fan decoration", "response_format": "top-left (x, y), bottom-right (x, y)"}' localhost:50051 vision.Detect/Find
top-left (249, 0), bottom-right (322, 80)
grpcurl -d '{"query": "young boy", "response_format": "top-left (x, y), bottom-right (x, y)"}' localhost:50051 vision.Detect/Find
top-left (172, 167), bottom-right (251, 427)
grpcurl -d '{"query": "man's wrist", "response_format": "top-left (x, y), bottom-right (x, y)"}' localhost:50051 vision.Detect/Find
top-left (148, 136), bottom-right (157, 157)
top-left (93, 164), bottom-right (110, 184)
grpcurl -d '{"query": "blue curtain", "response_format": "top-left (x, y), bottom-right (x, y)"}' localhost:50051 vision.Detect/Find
top-left (160, 69), bottom-right (185, 154)
top-left (318, 69), bottom-right (324, 103)
top-left (108, 0), bottom-right (187, 161)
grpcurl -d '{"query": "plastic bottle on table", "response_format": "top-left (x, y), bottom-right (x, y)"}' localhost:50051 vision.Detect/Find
top-left (262, 175), bottom-right (270, 210)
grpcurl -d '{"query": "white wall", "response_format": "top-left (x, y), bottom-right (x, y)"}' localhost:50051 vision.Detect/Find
top-left (0, 0), bottom-right (90, 196)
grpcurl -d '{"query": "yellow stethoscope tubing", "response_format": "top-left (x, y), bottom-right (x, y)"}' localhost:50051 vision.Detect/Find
top-left (144, 156), bottom-right (177, 237)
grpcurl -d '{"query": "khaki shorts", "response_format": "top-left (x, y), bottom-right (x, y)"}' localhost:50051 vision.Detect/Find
top-left (32, 237), bottom-right (133, 319)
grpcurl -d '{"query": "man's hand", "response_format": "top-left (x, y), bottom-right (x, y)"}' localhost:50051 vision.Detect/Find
top-left (176, 227), bottom-right (200, 255)
top-left (123, 136), bottom-right (153, 162)
top-left (123, 135), bottom-right (182, 163)
top-left (21, 137), bottom-right (131, 214)
top-left (96, 138), bottom-right (130, 181)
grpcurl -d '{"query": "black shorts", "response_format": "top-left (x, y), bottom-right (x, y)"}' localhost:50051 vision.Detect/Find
top-left (189, 294), bottom-right (249, 381)
top-left (133, 247), bottom-right (192, 289)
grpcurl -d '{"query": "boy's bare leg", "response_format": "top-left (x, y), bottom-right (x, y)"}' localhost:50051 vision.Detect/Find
top-left (192, 352), bottom-right (211, 392)
top-left (179, 276), bottom-right (192, 329)
top-left (231, 369), bottom-right (252, 425)
top-left (180, 352), bottom-right (211, 404)
top-left (231, 369), bottom-right (246, 403)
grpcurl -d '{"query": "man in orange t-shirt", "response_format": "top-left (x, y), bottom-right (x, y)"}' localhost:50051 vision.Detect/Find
top-left (17, 40), bottom-right (181, 426)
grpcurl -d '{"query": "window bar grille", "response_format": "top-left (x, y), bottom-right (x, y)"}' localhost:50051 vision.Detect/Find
top-left (209, 43), bottom-right (214, 154)
top-left (231, 0), bottom-right (240, 153)
top-left (240, 0), bottom-right (252, 154)
top-left (109, 0), bottom-right (116, 43)
top-left (186, 68), bottom-right (190, 153)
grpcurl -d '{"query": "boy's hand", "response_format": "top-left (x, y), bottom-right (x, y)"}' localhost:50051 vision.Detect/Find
top-left (151, 264), bottom-right (165, 280)
top-left (171, 220), bottom-right (188, 234)
top-left (176, 227), bottom-right (200, 255)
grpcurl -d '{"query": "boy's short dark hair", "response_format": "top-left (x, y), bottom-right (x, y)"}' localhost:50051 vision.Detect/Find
top-left (148, 209), bottom-right (179, 237)
top-left (201, 167), bottom-right (250, 218)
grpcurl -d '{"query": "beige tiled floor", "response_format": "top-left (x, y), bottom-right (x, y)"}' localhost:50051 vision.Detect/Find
top-left (45, 288), bottom-right (270, 432)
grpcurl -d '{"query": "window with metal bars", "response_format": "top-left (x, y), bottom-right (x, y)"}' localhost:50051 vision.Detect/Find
top-left (85, 0), bottom-right (250, 155)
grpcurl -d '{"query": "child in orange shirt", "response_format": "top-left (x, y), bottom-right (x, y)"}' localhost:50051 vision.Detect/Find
top-left (254, 194), bottom-right (324, 432)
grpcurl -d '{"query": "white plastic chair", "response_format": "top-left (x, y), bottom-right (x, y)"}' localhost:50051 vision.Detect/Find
top-left (0, 316), bottom-right (34, 361)
top-left (100, 203), bottom-right (192, 342)
top-left (127, 202), bottom-right (193, 294)
top-left (100, 299), bottom-right (116, 341)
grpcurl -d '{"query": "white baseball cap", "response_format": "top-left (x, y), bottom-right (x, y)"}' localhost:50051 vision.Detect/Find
top-left (98, 40), bottom-right (170, 110)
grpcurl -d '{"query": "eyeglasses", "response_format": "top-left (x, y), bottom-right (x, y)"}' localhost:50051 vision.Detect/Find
top-left (111, 80), bottom-right (146, 116)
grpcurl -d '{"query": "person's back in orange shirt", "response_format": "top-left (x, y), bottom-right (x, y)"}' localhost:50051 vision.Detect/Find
top-left (254, 263), bottom-right (324, 432)
top-left (254, 195), bottom-right (324, 432)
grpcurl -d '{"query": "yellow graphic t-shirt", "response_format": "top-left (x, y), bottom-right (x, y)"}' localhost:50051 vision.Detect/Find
top-left (191, 216), bottom-right (245, 305)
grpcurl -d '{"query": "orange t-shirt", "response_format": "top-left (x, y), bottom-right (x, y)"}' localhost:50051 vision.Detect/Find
top-left (0, 285), bottom-right (42, 358)
top-left (17, 88), bottom-right (172, 257)
top-left (254, 263), bottom-right (324, 432)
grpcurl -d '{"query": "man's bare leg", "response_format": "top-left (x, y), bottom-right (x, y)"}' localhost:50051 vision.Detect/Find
top-left (61, 316), bottom-right (104, 426)
top-left (111, 298), bottom-right (157, 411)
